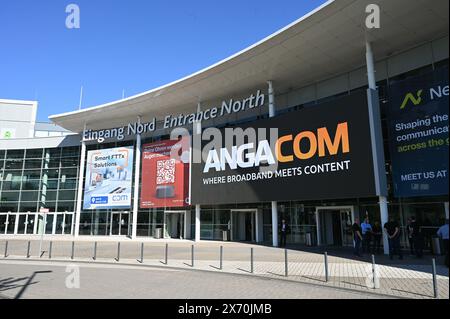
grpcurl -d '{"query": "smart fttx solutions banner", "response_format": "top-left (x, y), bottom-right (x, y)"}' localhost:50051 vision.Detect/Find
top-left (387, 67), bottom-right (449, 197)
top-left (140, 139), bottom-right (190, 208)
top-left (191, 90), bottom-right (377, 205)
top-left (83, 146), bottom-right (134, 209)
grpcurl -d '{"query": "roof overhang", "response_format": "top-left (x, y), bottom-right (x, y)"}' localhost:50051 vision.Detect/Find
top-left (50, 0), bottom-right (449, 133)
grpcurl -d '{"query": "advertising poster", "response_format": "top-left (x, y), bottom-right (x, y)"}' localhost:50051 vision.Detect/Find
top-left (140, 139), bottom-right (190, 208)
top-left (83, 146), bottom-right (134, 209)
top-left (191, 90), bottom-right (377, 205)
top-left (387, 67), bottom-right (449, 197)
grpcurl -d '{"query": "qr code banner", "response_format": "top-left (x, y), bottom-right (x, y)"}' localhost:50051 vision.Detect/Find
top-left (156, 159), bottom-right (176, 185)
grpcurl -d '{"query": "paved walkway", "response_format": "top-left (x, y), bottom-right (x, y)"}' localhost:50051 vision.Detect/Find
top-left (1, 238), bottom-right (448, 299)
top-left (0, 261), bottom-right (387, 299)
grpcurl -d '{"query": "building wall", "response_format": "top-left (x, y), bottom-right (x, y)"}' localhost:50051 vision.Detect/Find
top-left (0, 99), bottom-right (37, 139)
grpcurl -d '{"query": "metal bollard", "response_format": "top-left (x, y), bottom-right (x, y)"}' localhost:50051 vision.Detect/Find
top-left (165, 243), bottom-right (168, 265)
top-left (116, 242), bottom-right (121, 262)
top-left (432, 258), bottom-right (438, 298)
top-left (93, 242), bottom-right (97, 261)
top-left (71, 241), bottom-right (75, 260)
top-left (250, 248), bottom-right (254, 274)
top-left (371, 254), bottom-right (377, 289)
top-left (140, 242), bottom-right (144, 263)
top-left (191, 245), bottom-right (195, 267)
top-left (219, 246), bottom-right (223, 270)
top-left (324, 252), bottom-right (329, 282)
top-left (4, 241), bottom-right (8, 258)
top-left (49, 241), bottom-right (53, 259)
top-left (284, 248), bottom-right (288, 277)
top-left (27, 241), bottom-right (31, 258)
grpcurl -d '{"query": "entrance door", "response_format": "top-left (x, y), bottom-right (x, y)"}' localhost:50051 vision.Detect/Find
top-left (230, 209), bottom-right (262, 242)
top-left (110, 212), bottom-right (129, 236)
top-left (17, 214), bottom-right (27, 234)
top-left (0, 214), bottom-right (7, 234)
top-left (45, 214), bottom-right (54, 234)
top-left (316, 206), bottom-right (355, 247)
top-left (6, 214), bottom-right (16, 234)
top-left (164, 211), bottom-right (185, 239)
top-left (55, 214), bottom-right (64, 234)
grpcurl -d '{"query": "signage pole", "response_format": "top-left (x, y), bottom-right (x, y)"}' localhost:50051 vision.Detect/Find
top-left (365, 40), bottom-right (389, 255)
top-left (39, 211), bottom-right (46, 258)
top-left (74, 124), bottom-right (87, 237)
top-left (131, 116), bottom-right (141, 239)
top-left (268, 80), bottom-right (278, 248)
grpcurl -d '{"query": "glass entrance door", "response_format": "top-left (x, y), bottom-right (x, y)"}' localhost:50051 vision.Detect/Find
top-left (110, 212), bottom-right (129, 236)
top-left (0, 214), bottom-right (7, 234)
top-left (230, 210), bottom-right (256, 242)
top-left (17, 214), bottom-right (27, 234)
top-left (164, 212), bottom-right (185, 239)
top-left (6, 214), bottom-right (16, 234)
top-left (45, 214), bottom-right (54, 234)
top-left (55, 214), bottom-right (64, 234)
top-left (340, 210), bottom-right (354, 247)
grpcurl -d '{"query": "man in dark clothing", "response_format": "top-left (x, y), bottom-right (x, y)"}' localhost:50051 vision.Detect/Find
top-left (372, 221), bottom-right (383, 254)
top-left (384, 218), bottom-right (403, 260)
top-left (352, 218), bottom-right (363, 257)
top-left (411, 217), bottom-right (424, 258)
top-left (279, 219), bottom-right (288, 248)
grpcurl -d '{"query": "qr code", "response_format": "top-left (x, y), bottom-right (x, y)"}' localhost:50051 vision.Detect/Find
top-left (156, 159), bottom-right (176, 185)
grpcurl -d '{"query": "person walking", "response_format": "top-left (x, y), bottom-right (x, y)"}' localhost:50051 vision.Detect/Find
top-left (279, 219), bottom-right (288, 248)
top-left (361, 217), bottom-right (373, 254)
top-left (384, 217), bottom-right (403, 260)
top-left (406, 218), bottom-right (415, 255)
top-left (411, 217), bottom-right (424, 259)
top-left (352, 218), bottom-right (363, 257)
top-left (437, 219), bottom-right (449, 268)
top-left (372, 221), bottom-right (382, 254)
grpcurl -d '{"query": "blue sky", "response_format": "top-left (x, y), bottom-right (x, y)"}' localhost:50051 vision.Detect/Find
top-left (0, 0), bottom-right (326, 121)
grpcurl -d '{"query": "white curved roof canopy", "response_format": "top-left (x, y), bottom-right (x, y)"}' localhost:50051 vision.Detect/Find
top-left (50, 0), bottom-right (449, 132)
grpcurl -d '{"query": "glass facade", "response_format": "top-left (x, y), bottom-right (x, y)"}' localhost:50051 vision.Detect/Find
top-left (0, 61), bottom-right (448, 252)
top-left (0, 146), bottom-right (79, 235)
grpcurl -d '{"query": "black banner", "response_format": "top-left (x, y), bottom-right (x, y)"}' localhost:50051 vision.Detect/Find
top-left (387, 67), bottom-right (449, 197)
top-left (191, 90), bottom-right (376, 205)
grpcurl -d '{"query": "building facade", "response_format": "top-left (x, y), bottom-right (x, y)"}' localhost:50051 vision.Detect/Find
top-left (1, 0), bottom-right (448, 254)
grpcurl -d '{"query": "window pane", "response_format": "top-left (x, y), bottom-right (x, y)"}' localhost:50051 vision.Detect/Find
top-left (24, 159), bottom-right (43, 169)
top-left (4, 159), bottom-right (23, 169)
top-left (60, 168), bottom-right (77, 179)
top-left (0, 202), bottom-right (19, 212)
top-left (21, 179), bottom-right (41, 190)
top-left (61, 147), bottom-right (80, 157)
top-left (47, 158), bottom-right (60, 168)
top-left (43, 169), bottom-right (59, 179)
top-left (22, 170), bottom-right (41, 180)
top-left (25, 149), bottom-right (43, 159)
top-left (60, 157), bottom-right (79, 167)
top-left (6, 150), bottom-right (24, 159)
top-left (1, 191), bottom-right (20, 201)
top-left (21, 191), bottom-right (39, 201)
top-left (19, 202), bottom-right (38, 212)
top-left (57, 201), bottom-right (75, 212)
top-left (58, 190), bottom-right (76, 201)
top-left (2, 180), bottom-right (22, 191)
top-left (45, 148), bottom-right (61, 158)
top-left (59, 178), bottom-right (77, 189)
